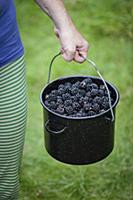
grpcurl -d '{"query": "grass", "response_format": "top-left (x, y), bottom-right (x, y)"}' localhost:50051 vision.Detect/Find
top-left (15, 0), bottom-right (133, 199)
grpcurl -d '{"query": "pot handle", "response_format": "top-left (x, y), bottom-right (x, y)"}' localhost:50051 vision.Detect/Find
top-left (45, 120), bottom-right (67, 134)
top-left (47, 52), bottom-right (114, 122)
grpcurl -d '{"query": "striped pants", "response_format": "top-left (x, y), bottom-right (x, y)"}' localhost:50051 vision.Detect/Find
top-left (0, 56), bottom-right (27, 199)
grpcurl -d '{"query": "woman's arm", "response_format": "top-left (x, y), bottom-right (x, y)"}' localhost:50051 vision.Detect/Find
top-left (35, 0), bottom-right (89, 63)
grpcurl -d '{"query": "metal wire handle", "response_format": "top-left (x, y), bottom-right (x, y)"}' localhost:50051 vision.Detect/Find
top-left (47, 52), bottom-right (114, 121)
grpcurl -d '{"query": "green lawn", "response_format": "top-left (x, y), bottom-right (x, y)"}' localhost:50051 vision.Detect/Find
top-left (15, 0), bottom-right (133, 199)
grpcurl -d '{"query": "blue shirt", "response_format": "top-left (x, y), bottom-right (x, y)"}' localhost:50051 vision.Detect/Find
top-left (0, 0), bottom-right (24, 67)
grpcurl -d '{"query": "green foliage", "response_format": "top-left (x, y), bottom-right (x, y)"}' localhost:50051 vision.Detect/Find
top-left (65, 0), bottom-right (133, 39)
top-left (14, 0), bottom-right (133, 200)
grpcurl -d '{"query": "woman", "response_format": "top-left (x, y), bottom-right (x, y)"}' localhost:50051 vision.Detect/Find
top-left (0, 0), bottom-right (89, 199)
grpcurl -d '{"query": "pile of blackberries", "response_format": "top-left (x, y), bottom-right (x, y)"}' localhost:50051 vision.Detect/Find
top-left (44, 78), bottom-right (114, 117)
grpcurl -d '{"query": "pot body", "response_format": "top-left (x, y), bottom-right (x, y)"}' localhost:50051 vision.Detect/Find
top-left (41, 76), bottom-right (119, 165)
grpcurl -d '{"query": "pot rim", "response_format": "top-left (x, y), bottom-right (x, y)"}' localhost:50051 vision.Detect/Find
top-left (40, 75), bottom-right (120, 120)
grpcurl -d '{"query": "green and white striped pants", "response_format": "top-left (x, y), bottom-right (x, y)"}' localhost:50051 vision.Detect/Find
top-left (0, 55), bottom-right (27, 200)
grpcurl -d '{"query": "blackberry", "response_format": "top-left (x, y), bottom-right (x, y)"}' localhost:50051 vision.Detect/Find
top-left (88, 97), bottom-right (93, 103)
top-left (51, 90), bottom-right (58, 96)
top-left (104, 90), bottom-right (111, 97)
top-left (79, 97), bottom-right (84, 105)
top-left (71, 87), bottom-right (79, 95)
top-left (103, 96), bottom-right (109, 102)
top-left (64, 99), bottom-right (73, 106)
top-left (102, 102), bottom-right (109, 110)
top-left (65, 82), bottom-right (72, 87)
top-left (100, 85), bottom-right (105, 90)
top-left (98, 89), bottom-right (105, 97)
top-left (91, 83), bottom-right (98, 89)
top-left (65, 106), bottom-right (73, 115)
top-left (92, 103), bottom-right (100, 113)
top-left (84, 103), bottom-right (91, 112)
top-left (88, 111), bottom-right (96, 116)
top-left (62, 93), bottom-right (71, 101)
top-left (70, 96), bottom-right (77, 102)
top-left (44, 100), bottom-right (50, 108)
top-left (76, 113), bottom-right (83, 117)
top-left (82, 112), bottom-right (87, 117)
top-left (86, 91), bottom-right (91, 98)
top-left (99, 109), bottom-right (105, 114)
top-left (90, 89), bottom-right (99, 97)
top-left (79, 81), bottom-right (86, 89)
top-left (57, 98), bottom-right (63, 105)
top-left (64, 85), bottom-right (71, 93)
top-left (72, 102), bottom-right (81, 111)
top-left (47, 93), bottom-right (57, 102)
top-left (58, 84), bottom-right (64, 89)
top-left (49, 101), bottom-right (57, 110)
top-left (86, 84), bottom-right (92, 92)
top-left (83, 96), bottom-right (89, 103)
top-left (93, 96), bottom-right (102, 105)
top-left (79, 89), bottom-right (86, 96)
top-left (76, 93), bottom-right (82, 100)
top-left (83, 78), bottom-right (92, 84)
top-left (57, 95), bottom-right (62, 100)
top-left (58, 88), bottom-right (65, 96)
top-left (73, 81), bottom-right (80, 88)
top-left (56, 105), bottom-right (65, 114)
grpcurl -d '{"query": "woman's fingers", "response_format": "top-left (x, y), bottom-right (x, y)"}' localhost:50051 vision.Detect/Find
top-left (61, 47), bottom-right (76, 62)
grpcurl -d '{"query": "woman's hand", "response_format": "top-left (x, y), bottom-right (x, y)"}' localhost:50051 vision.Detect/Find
top-left (54, 26), bottom-right (89, 63)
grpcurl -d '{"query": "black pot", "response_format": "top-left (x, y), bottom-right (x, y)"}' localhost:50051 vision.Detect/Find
top-left (40, 75), bottom-right (119, 165)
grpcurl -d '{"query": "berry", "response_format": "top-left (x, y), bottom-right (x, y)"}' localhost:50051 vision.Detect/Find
top-left (86, 91), bottom-right (91, 98)
top-left (102, 102), bottom-right (109, 110)
top-left (84, 103), bottom-right (91, 112)
top-left (99, 109), bottom-right (105, 114)
top-left (86, 84), bottom-right (92, 92)
top-left (56, 105), bottom-right (65, 114)
top-left (75, 93), bottom-right (82, 100)
top-left (65, 82), bottom-right (72, 87)
top-left (76, 113), bottom-right (83, 117)
top-left (64, 99), bottom-right (73, 106)
top-left (88, 97), bottom-right (93, 103)
top-left (57, 98), bottom-right (63, 105)
top-left (64, 85), bottom-right (72, 93)
top-left (91, 83), bottom-right (98, 89)
top-left (47, 94), bottom-right (57, 101)
top-left (51, 90), bottom-right (58, 96)
top-left (98, 89), bottom-right (104, 97)
top-left (93, 96), bottom-right (102, 105)
top-left (79, 97), bottom-right (84, 105)
top-left (79, 81), bottom-right (86, 89)
top-left (92, 103), bottom-right (100, 113)
top-left (79, 89), bottom-right (86, 96)
top-left (73, 81), bottom-right (80, 88)
top-left (71, 96), bottom-right (78, 102)
top-left (62, 93), bottom-right (71, 101)
top-left (65, 106), bottom-right (73, 115)
top-left (71, 87), bottom-right (79, 95)
top-left (88, 111), bottom-right (96, 116)
top-left (73, 102), bottom-right (81, 111)
top-left (58, 84), bottom-right (64, 89)
top-left (49, 101), bottom-right (57, 110)
top-left (82, 112), bottom-right (87, 117)
top-left (100, 85), bottom-right (105, 90)
top-left (58, 88), bottom-right (65, 96)
top-left (83, 96), bottom-right (89, 103)
top-left (45, 100), bottom-right (50, 107)
top-left (83, 78), bottom-right (92, 84)
top-left (90, 89), bottom-right (99, 97)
